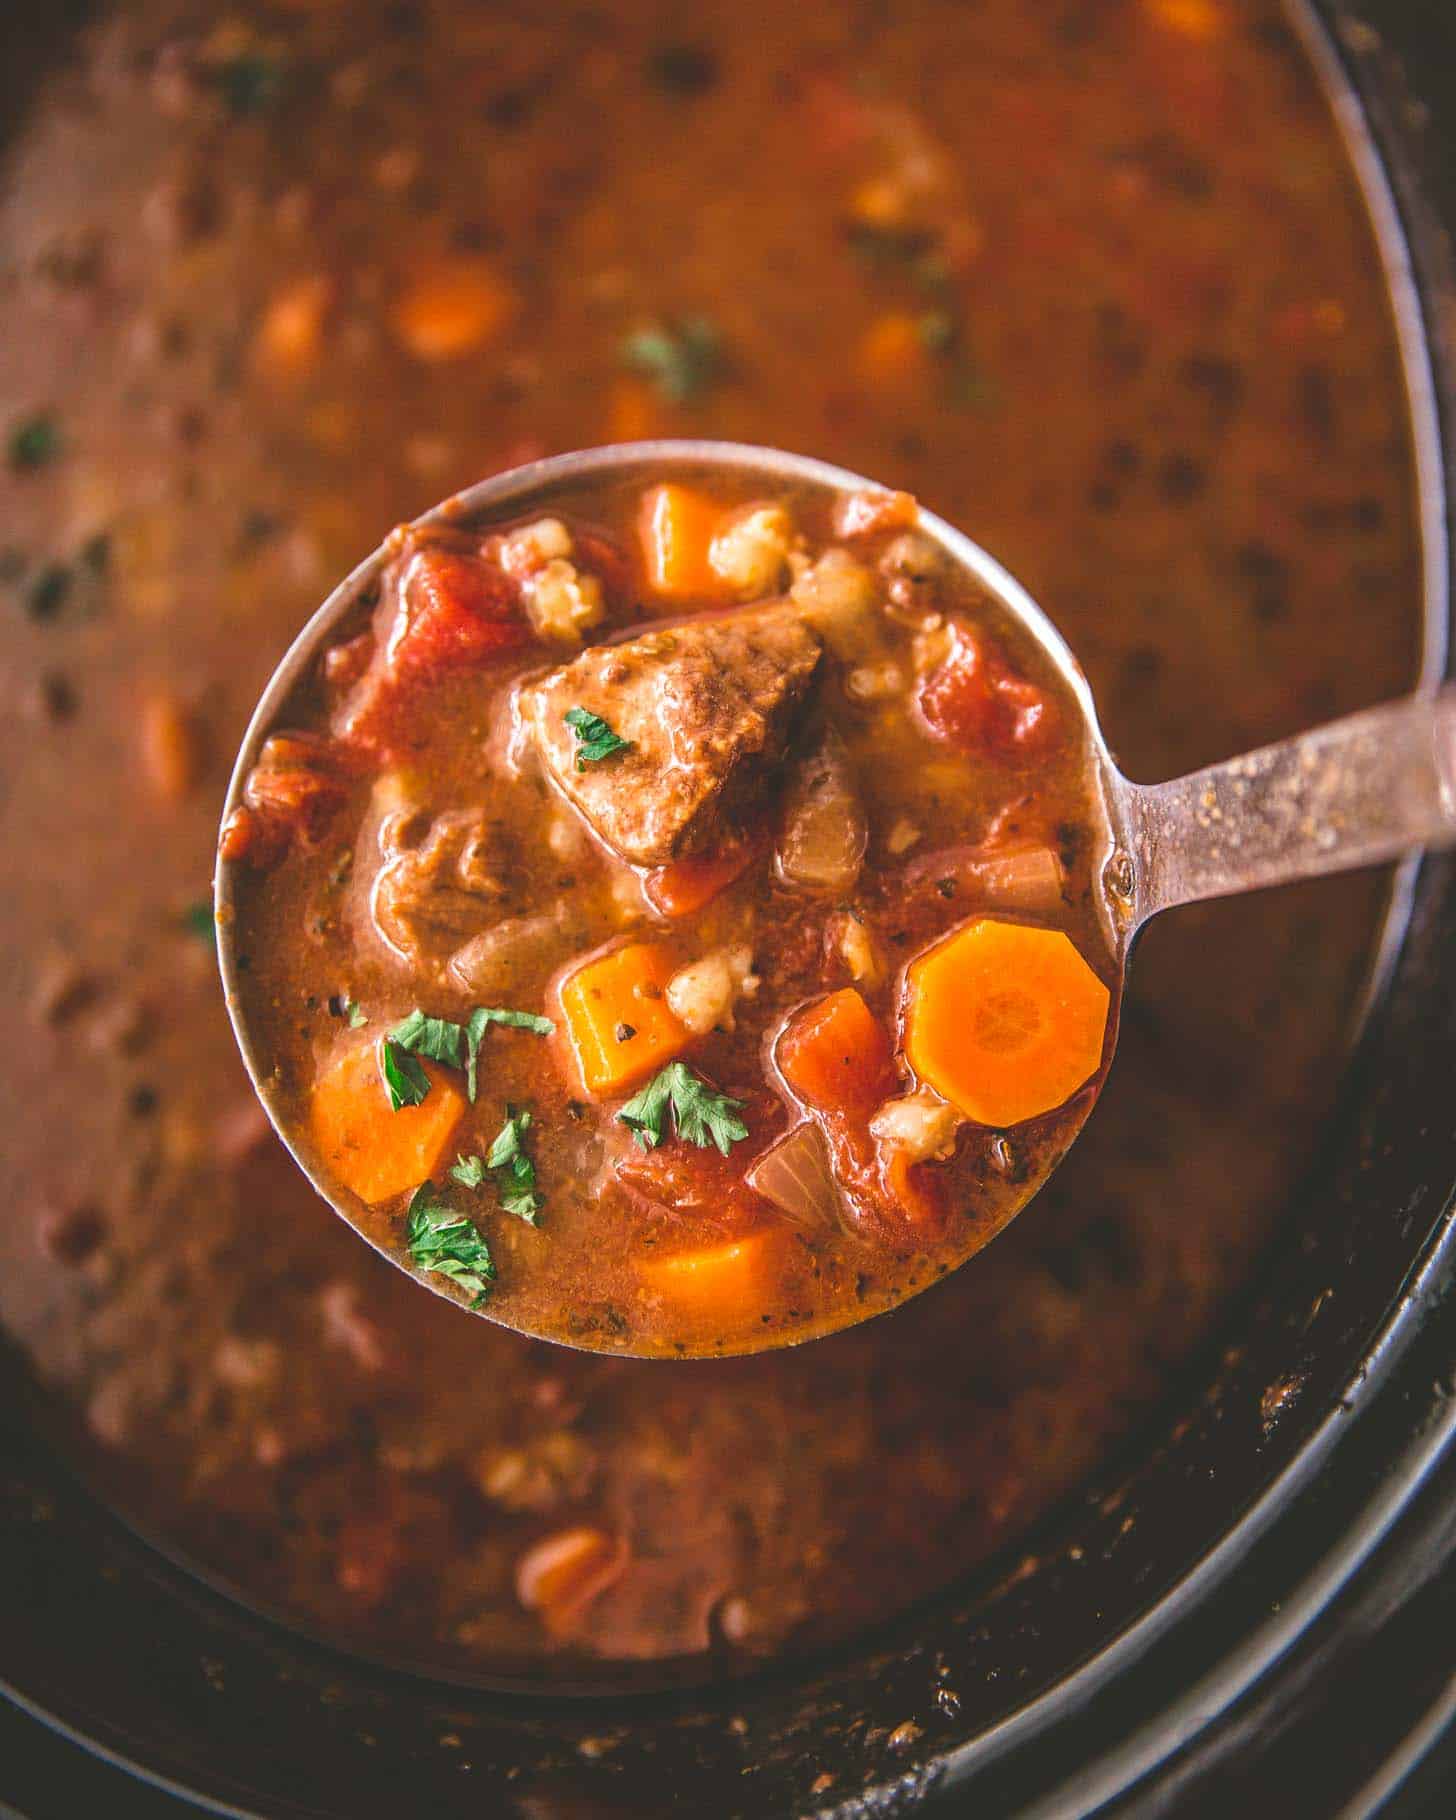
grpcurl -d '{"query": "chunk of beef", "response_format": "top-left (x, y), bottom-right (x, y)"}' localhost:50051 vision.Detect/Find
top-left (368, 805), bottom-right (513, 969)
top-left (528, 604), bottom-right (823, 867)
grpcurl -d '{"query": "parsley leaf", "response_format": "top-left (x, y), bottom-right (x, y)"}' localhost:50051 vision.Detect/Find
top-left (9, 413), bottom-right (62, 472)
top-left (380, 1004), bottom-right (554, 1105)
top-left (181, 899), bottom-right (215, 946)
top-left (214, 51), bottom-right (290, 117)
top-left (619, 315), bottom-right (725, 404)
top-left (485, 1107), bottom-right (544, 1224)
top-left (564, 706), bottom-right (631, 772)
top-left (380, 1039), bottom-right (430, 1110)
top-left (405, 1184), bottom-right (495, 1305)
top-left (346, 999), bottom-right (368, 1029)
top-left (617, 1062), bottom-right (748, 1156)
top-left (389, 1008), bottom-right (465, 1068)
top-left (465, 1004), bottom-right (555, 1102)
top-left (449, 1152), bottom-right (486, 1190)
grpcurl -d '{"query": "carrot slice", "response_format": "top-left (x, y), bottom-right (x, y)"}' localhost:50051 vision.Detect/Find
top-left (904, 918), bottom-right (1109, 1127)
top-left (643, 841), bottom-right (754, 919)
top-left (309, 1043), bottom-right (465, 1205)
top-left (558, 942), bottom-right (688, 1096)
top-left (637, 1229), bottom-right (785, 1323)
top-left (776, 987), bottom-right (895, 1114)
top-left (638, 483), bottom-right (728, 600)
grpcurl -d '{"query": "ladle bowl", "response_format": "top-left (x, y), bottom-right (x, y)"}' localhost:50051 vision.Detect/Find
top-left (216, 442), bottom-right (1456, 1353)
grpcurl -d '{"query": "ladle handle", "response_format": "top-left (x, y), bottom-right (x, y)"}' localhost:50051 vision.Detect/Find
top-left (1123, 689), bottom-right (1456, 925)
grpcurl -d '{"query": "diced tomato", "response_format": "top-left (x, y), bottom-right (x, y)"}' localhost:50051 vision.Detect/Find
top-left (643, 836), bottom-right (757, 919)
top-left (387, 547), bottom-right (524, 670)
top-left (917, 624), bottom-right (1060, 760)
top-left (571, 524), bottom-right (632, 606)
top-left (219, 802), bottom-right (287, 867)
top-left (321, 630), bottom-right (375, 699)
top-left (335, 545), bottom-right (528, 752)
top-left (614, 1088), bottom-right (776, 1224)
top-left (776, 988), bottom-right (895, 1116)
top-left (243, 766), bottom-right (347, 840)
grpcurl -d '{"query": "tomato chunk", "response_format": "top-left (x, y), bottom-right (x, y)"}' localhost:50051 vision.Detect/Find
top-left (917, 624), bottom-right (1060, 759)
top-left (335, 546), bottom-right (528, 751)
top-left (776, 988), bottom-right (895, 1114)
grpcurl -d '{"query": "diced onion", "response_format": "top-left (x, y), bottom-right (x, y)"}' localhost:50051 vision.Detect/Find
top-left (746, 1122), bottom-right (842, 1232)
top-left (905, 841), bottom-right (1064, 913)
top-left (775, 728), bottom-right (867, 893)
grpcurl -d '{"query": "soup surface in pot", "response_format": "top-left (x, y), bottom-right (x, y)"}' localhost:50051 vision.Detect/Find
top-left (0, 0), bottom-right (1422, 1673)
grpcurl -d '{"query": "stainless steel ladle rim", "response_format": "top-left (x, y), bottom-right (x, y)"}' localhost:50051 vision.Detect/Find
top-left (212, 439), bottom-right (1118, 1350)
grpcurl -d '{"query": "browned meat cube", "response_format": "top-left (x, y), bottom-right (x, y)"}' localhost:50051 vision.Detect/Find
top-left (527, 605), bottom-right (823, 866)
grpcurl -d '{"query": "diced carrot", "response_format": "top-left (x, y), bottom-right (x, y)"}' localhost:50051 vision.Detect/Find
top-left (606, 375), bottom-right (669, 443)
top-left (638, 483), bottom-right (728, 601)
top-left (1145, 0), bottom-right (1224, 39)
top-left (856, 312), bottom-right (931, 387)
top-left (643, 840), bottom-right (755, 919)
top-left (140, 691), bottom-right (203, 802)
top-left (308, 1043), bottom-right (465, 1204)
top-left (776, 987), bottom-right (895, 1115)
top-left (636, 1228), bottom-right (785, 1324)
top-left (905, 918), bottom-right (1110, 1127)
top-left (390, 255), bottom-right (516, 362)
top-left (254, 275), bottom-right (333, 374)
top-left (558, 942), bottom-right (688, 1097)
top-left (515, 1526), bottom-right (628, 1635)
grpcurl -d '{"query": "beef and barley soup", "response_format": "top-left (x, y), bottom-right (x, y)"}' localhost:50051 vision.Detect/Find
top-left (0, 0), bottom-right (1422, 1672)
top-left (225, 471), bottom-right (1115, 1354)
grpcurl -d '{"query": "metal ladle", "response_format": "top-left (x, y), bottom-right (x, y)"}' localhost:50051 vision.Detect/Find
top-left (216, 442), bottom-right (1456, 1352)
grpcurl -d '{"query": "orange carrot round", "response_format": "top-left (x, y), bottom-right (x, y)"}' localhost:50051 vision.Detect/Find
top-left (904, 919), bottom-right (1109, 1127)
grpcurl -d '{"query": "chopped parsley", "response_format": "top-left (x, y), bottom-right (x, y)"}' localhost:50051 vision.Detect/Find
top-left (564, 706), bottom-right (631, 771)
top-left (466, 1004), bottom-right (554, 1100)
top-left (619, 315), bottom-right (725, 404)
top-left (9, 413), bottom-right (62, 472)
top-left (449, 1153), bottom-right (487, 1190)
top-left (486, 1108), bottom-right (544, 1224)
top-left (381, 1004), bottom-right (554, 1105)
top-left (617, 1062), bottom-right (749, 1157)
top-left (181, 899), bottom-right (215, 945)
top-left (645, 43), bottom-right (719, 96)
top-left (389, 1008), bottom-right (465, 1068)
top-left (25, 563), bottom-right (71, 622)
top-left (346, 999), bottom-right (368, 1029)
top-left (450, 1109), bottom-right (543, 1223)
top-left (213, 51), bottom-right (290, 117)
top-left (405, 1184), bottom-right (495, 1305)
top-left (380, 1038), bottom-right (430, 1110)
